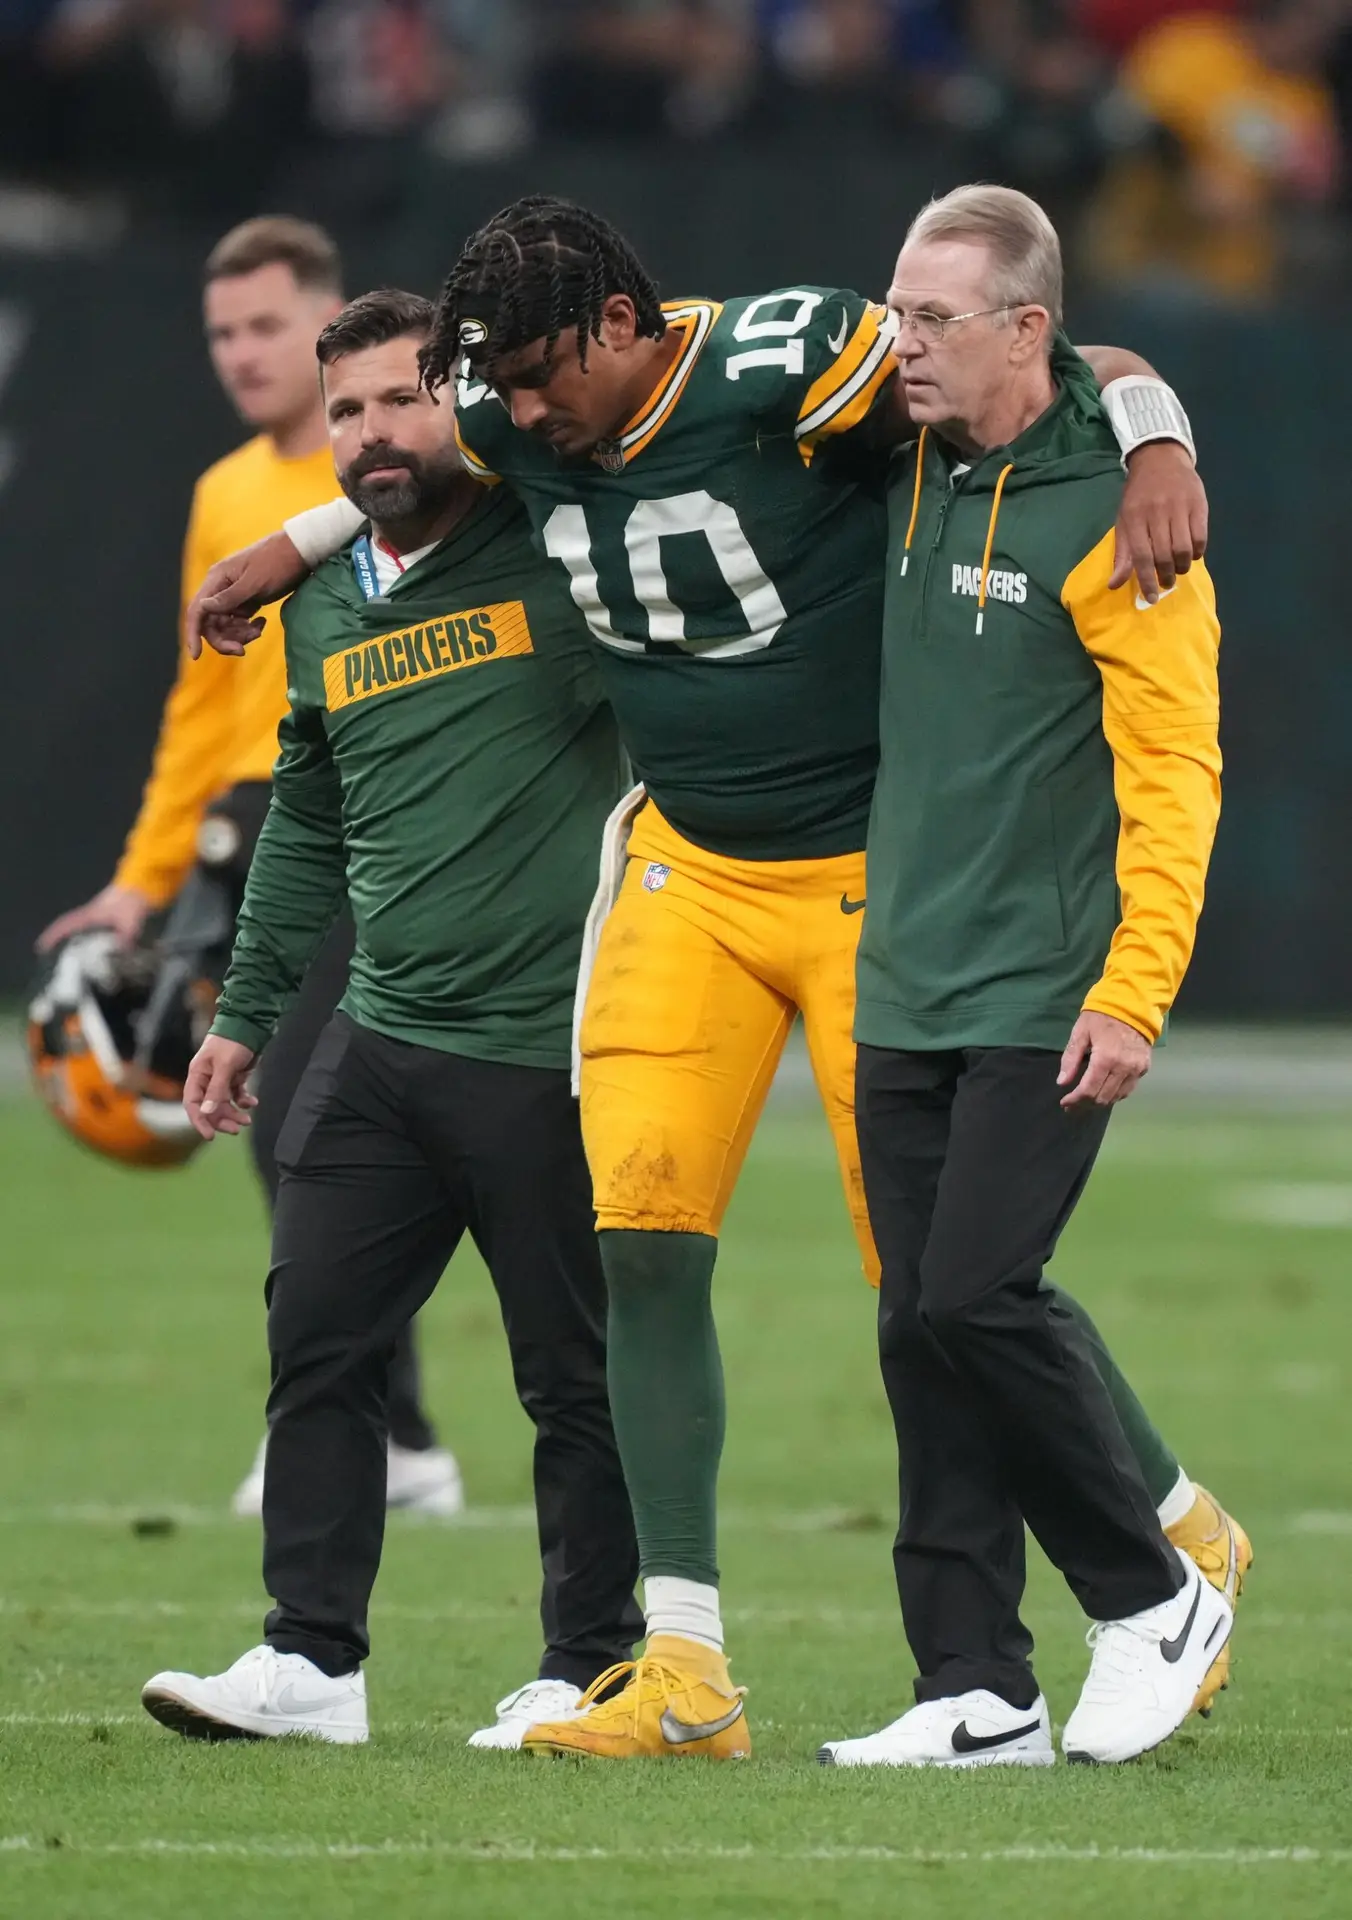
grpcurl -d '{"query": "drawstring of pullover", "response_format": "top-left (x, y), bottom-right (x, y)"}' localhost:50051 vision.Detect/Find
top-left (897, 430), bottom-right (1016, 635)
top-left (898, 427), bottom-right (927, 576)
top-left (975, 463), bottom-right (1014, 635)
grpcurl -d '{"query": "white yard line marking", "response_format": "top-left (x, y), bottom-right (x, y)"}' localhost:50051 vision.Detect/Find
top-left (0, 1504), bottom-right (1346, 1538)
top-left (2, 1596), bottom-right (1349, 1631)
top-left (0, 1836), bottom-right (1348, 1866)
top-left (1220, 1182), bottom-right (1352, 1228)
top-left (0, 1714), bottom-right (140, 1726)
top-left (6, 1712), bottom-right (1349, 1742)
top-left (1292, 1511), bottom-right (1352, 1534)
top-left (0, 1504), bottom-right (539, 1531)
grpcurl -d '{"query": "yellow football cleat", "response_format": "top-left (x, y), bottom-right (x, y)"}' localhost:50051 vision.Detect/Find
top-left (1166, 1484), bottom-right (1253, 1717)
top-left (522, 1636), bottom-right (751, 1761)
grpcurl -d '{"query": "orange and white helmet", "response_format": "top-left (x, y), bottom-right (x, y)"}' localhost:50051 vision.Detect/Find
top-left (26, 931), bottom-right (216, 1169)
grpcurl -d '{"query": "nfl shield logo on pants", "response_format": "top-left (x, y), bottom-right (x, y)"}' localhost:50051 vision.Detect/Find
top-left (642, 862), bottom-right (671, 893)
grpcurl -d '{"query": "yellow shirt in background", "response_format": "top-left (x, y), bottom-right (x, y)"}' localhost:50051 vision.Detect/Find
top-left (115, 435), bottom-right (339, 906)
top-left (1090, 13), bottom-right (1338, 300)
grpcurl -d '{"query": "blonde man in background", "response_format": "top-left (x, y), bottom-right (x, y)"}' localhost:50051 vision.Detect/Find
top-left (40, 217), bottom-right (461, 1519)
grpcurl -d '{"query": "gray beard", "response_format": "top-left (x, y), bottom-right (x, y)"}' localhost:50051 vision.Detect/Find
top-left (344, 472), bottom-right (424, 521)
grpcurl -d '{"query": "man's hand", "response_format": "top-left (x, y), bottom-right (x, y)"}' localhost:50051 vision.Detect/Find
top-left (1058, 1011), bottom-right (1152, 1110)
top-left (183, 1035), bottom-right (259, 1139)
top-left (184, 532), bottom-right (308, 659)
top-left (1112, 442), bottom-right (1208, 605)
top-left (37, 882), bottom-right (151, 953)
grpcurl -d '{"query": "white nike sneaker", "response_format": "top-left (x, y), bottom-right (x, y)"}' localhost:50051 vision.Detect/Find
top-left (230, 1439), bottom-right (466, 1520)
top-left (141, 1645), bottom-right (368, 1744)
top-left (1062, 1548), bottom-right (1232, 1765)
top-left (467, 1678), bottom-right (584, 1750)
top-left (386, 1443), bottom-right (466, 1518)
top-left (817, 1690), bottom-right (1054, 1769)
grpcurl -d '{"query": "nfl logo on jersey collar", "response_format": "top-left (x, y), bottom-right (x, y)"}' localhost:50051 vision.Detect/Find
top-left (642, 862), bottom-right (671, 893)
top-left (595, 438), bottom-right (625, 475)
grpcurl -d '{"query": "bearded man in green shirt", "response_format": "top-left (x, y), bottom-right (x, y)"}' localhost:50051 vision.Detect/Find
top-left (138, 290), bottom-right (641, 1750)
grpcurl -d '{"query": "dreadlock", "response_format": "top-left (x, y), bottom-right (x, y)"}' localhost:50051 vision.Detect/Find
top-left (420, 196), bottom-right (666, 392)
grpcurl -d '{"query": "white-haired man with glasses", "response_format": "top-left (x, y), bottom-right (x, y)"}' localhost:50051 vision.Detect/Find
top-left (820, 185), bottom-right (1233, 1771)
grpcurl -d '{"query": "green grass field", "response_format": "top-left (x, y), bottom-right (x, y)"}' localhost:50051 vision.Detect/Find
top-left (3, 1057), bottom-right (1351, 1918)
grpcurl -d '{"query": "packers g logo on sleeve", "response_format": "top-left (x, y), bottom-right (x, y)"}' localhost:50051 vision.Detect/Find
top-left (458, 318), bottom-right (489, 348)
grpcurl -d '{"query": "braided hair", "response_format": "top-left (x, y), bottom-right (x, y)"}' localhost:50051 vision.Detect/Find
top-left (420, 196), bottom-right (666, 392)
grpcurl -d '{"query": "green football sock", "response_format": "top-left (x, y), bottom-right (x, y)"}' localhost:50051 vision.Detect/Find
top-left (1047, 1283), bottom-right (1181, 1509)
top-left (599, 1228), bottom-right (723, 1586)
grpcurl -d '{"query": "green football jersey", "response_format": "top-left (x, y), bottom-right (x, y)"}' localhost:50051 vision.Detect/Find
top-left (455, 289), bottom-right (897, 860)
top-left (212, 487), bottom-right (624, 1070)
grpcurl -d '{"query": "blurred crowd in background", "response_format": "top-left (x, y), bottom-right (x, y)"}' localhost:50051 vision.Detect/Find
top-left (2, 0), bottom-right (1352, 301)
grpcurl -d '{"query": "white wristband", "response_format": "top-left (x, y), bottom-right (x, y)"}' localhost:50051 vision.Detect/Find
top-left (1101, 375), bottom-right (1195, 466)
top-left (283, 496), bottom-right (366, 568)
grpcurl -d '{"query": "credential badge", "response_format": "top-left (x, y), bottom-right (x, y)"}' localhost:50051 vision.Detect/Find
top-left (642, 862), bottom-right (671, 894)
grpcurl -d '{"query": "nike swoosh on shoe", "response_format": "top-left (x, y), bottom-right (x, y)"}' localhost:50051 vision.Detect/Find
top-left (659, 1700), bottom-right (745, 1746)
top-left (274, 1682), bottom-right (356, 1716)
top-left (950, 1717), bottom-right (1044, 1755)
top-left (1159, 1581), bottom-right (1202, 1663)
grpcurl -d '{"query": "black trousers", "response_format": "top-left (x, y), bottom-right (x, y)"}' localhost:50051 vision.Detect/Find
top-left (856, 1043), bottom-right (1182, 1708)
top-left (262, 1013), bottom-right (642, 1684)
top-left (247, 911), bottom-right (433, 1453)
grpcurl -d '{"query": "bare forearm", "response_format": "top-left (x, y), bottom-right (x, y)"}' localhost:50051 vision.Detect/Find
top-left (1076, 344), bottom-right (1162, 385)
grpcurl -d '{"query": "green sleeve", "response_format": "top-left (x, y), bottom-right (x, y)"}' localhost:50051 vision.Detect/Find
top-left (210, 700), bottom-right (346, 1054)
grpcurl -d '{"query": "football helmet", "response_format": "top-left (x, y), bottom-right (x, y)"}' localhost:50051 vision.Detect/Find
top-left (27, 929), bottom-right (217, 1168)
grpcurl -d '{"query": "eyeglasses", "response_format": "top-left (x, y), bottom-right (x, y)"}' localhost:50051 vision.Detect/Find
top-left (890, 305), bottom-right (1014, 345)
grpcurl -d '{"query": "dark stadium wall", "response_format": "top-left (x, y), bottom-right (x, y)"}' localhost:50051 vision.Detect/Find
top-left (1, 150), bottom-right (1348, 1014)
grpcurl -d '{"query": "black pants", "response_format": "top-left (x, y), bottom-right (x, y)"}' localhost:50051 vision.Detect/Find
top-left (856, 1043), bottom-right (1182, 1709)
top-left (248, 912), bottom-right (433, 1453)
top-left (262, 1013), bottom-right (642, 1684)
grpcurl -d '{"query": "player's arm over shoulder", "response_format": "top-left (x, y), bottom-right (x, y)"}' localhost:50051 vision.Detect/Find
top-left (717, 287), bottom-right (899, 463)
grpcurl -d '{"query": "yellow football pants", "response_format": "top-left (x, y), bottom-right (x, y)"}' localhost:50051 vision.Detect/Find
top-left (579, 801), bottom-right (879, 1284)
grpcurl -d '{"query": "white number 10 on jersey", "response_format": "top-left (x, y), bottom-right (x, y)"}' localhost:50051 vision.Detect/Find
top-left (543, 493), bottom-right (787, 660)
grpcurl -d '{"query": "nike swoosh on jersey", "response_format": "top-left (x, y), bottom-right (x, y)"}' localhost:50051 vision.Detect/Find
top-left (1135, 582), bottom-right (1179, 611)
top-left (659, 1700), bottom-right (746, 1746)
top-left (1159, 1579), bottom-right (1202, 1663)
top-left (840, 894), bottom-right (866, 914)
top-left (827, 308), bottom-right (849, 354)
top-left (950, 1717), bottom-right (1044, 1755)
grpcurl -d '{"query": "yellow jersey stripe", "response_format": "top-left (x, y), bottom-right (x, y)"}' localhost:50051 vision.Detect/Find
top-left (796, 305), bottom-right (886, 430)
top-left (795, 307), bottom-right (897, 463)
top-left (454, 418), bottom-right (501, 485)
top-left (609, 300), bottom-right (721, 465)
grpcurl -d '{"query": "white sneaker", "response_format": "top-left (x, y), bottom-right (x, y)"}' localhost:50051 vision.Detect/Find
top-left (386, 1443), bottom-right (466, 1519)
top-left (141, 1645), bottom-right (368, 1744)
top-left (230, 1439), bottom-right (466, 1520)
top-left (818, 1690), bottom-right (1054, 1769)
top-left (1062, 1549), bottom-right (1232, 1765)
top-left (467, 1678), bottom-right (584, 1750)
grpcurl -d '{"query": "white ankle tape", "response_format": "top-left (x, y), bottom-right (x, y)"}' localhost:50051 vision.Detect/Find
top-left (1156, 1470), bottom-right (1196, 1532)
top-left (644, 1576), bottom-right (724, 1651)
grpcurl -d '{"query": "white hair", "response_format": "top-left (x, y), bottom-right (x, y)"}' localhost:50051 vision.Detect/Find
top-left (905, 184), bottom-right (1063, 328)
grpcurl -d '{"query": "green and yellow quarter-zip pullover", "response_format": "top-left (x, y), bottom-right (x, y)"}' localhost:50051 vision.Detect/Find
top-left (211, 487), bottom-right (624, 1070)
top-left (856, 337), bottom-right (1221, 1053)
